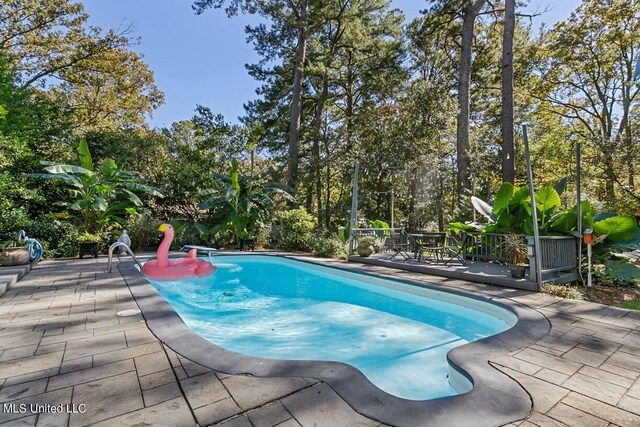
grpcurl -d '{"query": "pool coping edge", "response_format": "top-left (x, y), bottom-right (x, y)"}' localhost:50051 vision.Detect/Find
top-left (119, 254), bottom-right (550, 427)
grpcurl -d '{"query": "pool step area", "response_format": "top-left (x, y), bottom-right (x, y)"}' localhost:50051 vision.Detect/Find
top-left (349, 255), bottom-right (539, 291)
top-left (0, 263), bottom-right (31, 297)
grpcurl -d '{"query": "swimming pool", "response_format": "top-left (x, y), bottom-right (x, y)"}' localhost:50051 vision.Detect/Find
top-left (145, 255), bottom-right (516, 400)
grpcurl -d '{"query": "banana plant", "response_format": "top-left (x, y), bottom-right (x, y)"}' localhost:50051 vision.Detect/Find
top-left (199, 158), bottom-right (296, 244)
top-left (30, 140), bottom-right (163, 233)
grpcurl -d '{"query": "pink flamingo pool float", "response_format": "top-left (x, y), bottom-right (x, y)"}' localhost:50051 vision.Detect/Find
top-left (143, 224), bottom-right (216, 281)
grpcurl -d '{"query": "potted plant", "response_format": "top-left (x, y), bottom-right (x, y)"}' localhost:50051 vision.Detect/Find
top-left (0, 239), bottom-right (30, 266)
top-left (504, 234), bottom-right (529, 279)
top-left (78, 232), bottom-right (101, 259)
top-left (356, 236), bottom-right (376, 257)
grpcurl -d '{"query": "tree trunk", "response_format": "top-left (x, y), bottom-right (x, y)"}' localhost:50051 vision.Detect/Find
top-left (626, 125), bottom-right (635, 188)
top-left (311, 76), bottom-right (329, 225)
top-left (408, 169), bottom-right (418, 230)
top-left (326, 154), bottom-right (332, 228)
top-left (603, 151), bottom-right (616, 203)
top-left (437, 175), bottom-right (445, 232)
top-left (286, 0), bottom-right (308, 190)
top-left (456, 0), bottom-right (486, 205)
top-left (501, 0), bottom-right (515, 184)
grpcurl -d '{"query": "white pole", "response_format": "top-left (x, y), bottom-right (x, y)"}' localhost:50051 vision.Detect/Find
top-left (348, 163), bottom-right (359, 256)
top-left (587, 243), bottom-right (592, 287)
top-left (522, 125), bottom-right (543, 291)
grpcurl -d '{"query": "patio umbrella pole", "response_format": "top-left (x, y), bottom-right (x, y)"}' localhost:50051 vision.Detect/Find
top-left (522, 125), bottom-right (543, 291)
top-left (349, 163), bottom-right (359, 256)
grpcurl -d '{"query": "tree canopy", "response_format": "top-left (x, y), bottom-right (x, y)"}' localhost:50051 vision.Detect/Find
top-left (1, 0), bottom-right (638, 262)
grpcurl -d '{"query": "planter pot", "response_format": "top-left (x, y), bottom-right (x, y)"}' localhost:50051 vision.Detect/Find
top-left (357, 245), bottom-right (374, 257)
top-left (240, 238), bottom-right (255, 251)
top-left (0, 247), bottom-right (30, 266)
top-left (79, 242), bottom-right (99, 259)
top-left (509, 264), bottom-right (528, 279)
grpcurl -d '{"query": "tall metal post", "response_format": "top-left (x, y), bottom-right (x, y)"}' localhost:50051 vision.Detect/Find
top-left (471, 174), bottom-right (476, 223)
top-left (522, 125), bottom-right (543, 291)
top-left (348, 163), bottom-right (359, 256)
top-left (391, 187), bottom-right (395, 229)
top-left (576, 142), bottom-right (583, 282)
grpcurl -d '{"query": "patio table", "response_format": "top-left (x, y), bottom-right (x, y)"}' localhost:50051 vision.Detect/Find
top-left (409, 232), bottom-right (446, 263)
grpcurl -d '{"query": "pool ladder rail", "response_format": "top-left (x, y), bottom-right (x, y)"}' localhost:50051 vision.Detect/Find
top-left (107, 242), bottom-right (145, 274)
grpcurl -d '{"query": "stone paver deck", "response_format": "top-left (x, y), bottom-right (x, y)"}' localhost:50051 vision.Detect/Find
top-left (1, 255), bottom-right (639, 426)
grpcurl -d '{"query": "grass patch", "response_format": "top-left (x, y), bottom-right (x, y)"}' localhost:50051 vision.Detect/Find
top-left (616, 300), bottom-right (640, 311)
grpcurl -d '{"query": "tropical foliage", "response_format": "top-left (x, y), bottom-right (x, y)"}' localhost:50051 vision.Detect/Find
top-left (199, 158), bottom-right (296, 243)
top-left (469, 182), bottom-right (638, 243)
top-left (30, 141), bottom-right (163, 233)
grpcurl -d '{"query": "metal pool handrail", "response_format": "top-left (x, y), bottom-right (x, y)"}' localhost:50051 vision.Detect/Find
top-left (107, 242), bottom-right (144, 273)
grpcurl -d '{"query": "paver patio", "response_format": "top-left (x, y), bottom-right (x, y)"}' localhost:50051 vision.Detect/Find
top-left (1, 255), bottom-right (639, 426)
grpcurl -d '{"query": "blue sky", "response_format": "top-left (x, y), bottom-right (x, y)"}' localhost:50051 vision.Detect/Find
top-left (82, 0), bottom-right (582, 129)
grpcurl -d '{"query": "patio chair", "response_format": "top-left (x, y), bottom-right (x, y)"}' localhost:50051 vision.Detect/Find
top-left (389, 230), bottom-right (411, 260)
top-left (415, 232), bottom-right (446, 263)
top-left (442, 234), bottom-right (468, 266)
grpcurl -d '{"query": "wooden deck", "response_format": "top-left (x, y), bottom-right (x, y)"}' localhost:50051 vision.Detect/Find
top-left (348, 253), bottom-right (579, 291)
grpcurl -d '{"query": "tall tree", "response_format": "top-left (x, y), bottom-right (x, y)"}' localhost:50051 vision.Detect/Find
top-left (426, 0), bottom-right (487, 205)
top-left (287, 0), bottom-right (308, 190)
top-left (1, 0), bottom-right (127, 88)
top-left (501, 0), bottom-right (515, 183)
top-left (304, 0), bottom-right (404, 224)
top-left (534, 0), bottom-right (640, 206)
top-left (0, 0), bottom-right (163, 130)
top-left (456, 0), bottom-right (487, 204)
top-left (193, 0), bottom-right (309, 190)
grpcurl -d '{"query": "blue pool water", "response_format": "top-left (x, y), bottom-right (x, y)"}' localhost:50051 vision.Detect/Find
top-left (146, 256), bottom-right (516, 400)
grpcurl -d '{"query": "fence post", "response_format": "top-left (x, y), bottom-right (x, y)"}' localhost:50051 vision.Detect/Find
top-left (526, 236), bottom-right (537, 282)
top-left (461, 231), bottom-right (469, 262)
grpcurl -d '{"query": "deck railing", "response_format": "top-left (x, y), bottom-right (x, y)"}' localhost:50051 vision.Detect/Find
top-left (349, 228), bottom-right (579, 284)
top-left (527, 236), bottom-right (579, 278)
top-left (349, 228), bottom-right (405, 255)
top-left (463, 232), bottom-right (528, 264)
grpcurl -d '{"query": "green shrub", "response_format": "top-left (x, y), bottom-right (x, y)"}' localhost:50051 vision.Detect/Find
top-left (0, 208), bottom-right (31, 241)
top-left (313, 235), bottom-right (345, 258)
top-left (278, 208), bottom-right (316, 251)
top-left (173, 222), bottom-right (208, 249)
top-left (77, 232), bottom-right (101, 242)
top-left (126, 213), bottom-right (159, 251)
top-left (252, 221), bottom-right (272, 248)
top-left (26, 219), bottom-right (79, 258)
top-left (542, 284), bottom-right (584, 300)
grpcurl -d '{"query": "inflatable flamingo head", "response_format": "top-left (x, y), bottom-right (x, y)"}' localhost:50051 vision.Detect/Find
top-left (157, 223), bottom-right (173, 243)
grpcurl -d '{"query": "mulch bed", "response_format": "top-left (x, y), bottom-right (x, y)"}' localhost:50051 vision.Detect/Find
top-left (576, 284), bottom-right (640, 306)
